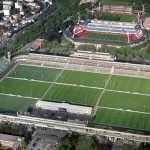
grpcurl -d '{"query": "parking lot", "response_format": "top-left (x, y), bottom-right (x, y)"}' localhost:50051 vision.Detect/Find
top-left (28, 128), bottom-right (67, 150)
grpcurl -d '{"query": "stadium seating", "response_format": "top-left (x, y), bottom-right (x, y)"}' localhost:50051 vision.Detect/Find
top-left (73, 21), bottom-right (144, 42)
top-left (0, 57), bottom-right (9, 74)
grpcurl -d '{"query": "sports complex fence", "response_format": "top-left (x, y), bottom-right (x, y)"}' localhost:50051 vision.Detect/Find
top-left (88, 122), bottom-right (150, 136)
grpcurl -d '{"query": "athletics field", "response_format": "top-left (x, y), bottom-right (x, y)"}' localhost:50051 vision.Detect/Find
top-left (0, 64), bottom-right (150, 130)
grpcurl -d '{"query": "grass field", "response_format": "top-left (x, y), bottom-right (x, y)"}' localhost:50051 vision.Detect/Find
top-left (100, 91), bottom-right (150, 112)
top-left (107, 75), bottom-right (150, 94)
top-left (57, 70), bottom-right (109, 87)
top-left (119, 14), bottom-right (134, 22)
top-left (45, 84), bottom-right (101, 106)
top-left (100, 0), bottom-right (130, 6)
top-left (87, 33), bottom-right (126, 41)
top-left (101, 13), bottom-right (134, 22)
top-left (94, 108), bottom-right (150, 130)
top-left (0, 78), bottom-right (50, 98)
top-left (9, 65), bottom-right (61, 82)
top-left (0, 64), bottom-right (150, 130)
top-left (0, 94), bottom-right (37, 112)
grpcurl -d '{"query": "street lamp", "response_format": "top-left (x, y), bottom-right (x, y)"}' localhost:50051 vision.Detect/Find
top-left (50, 93), bottom-right (52, 100)
top-left (42, 74), bottom-right (43, 80)
top-left (2, 86), bottom-right (4, 94)
top-left (85, 96), bottom-right (86, 105)
top-left (31, 90), bottom-right (32, 97)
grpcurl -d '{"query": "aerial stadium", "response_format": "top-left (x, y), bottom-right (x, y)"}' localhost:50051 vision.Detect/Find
top-left (0, 54), bottom-right (150, 135)
top-left (72, 20), bottom-right (144, 43)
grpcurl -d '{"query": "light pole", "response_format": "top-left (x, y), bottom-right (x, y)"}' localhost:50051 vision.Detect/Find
top-left (127, 31), bottom-right (130, 43)
top-left (50, 93), bottom-right (51, 100)
top-left (85, 96), bottom-right (86, 105)
top-left (2, 86), bottom-right (4, 94)
top-left (99, 2), bottom-right (101, 12)
top-left (31, 90), bottom-right (32, 97)
top-left (42, 74), bottom-right (43, 80)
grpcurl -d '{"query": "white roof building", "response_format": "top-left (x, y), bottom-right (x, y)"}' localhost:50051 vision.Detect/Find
top-left (35, 100), bottom-right (93, 115)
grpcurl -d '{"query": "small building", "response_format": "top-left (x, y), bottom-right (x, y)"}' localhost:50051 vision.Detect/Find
top-left (32, 38), bottom-right (44, 49)
top-left (0, 133), bottom-right (24, 150)
top-left (3, 0), bottom-right (13, 16)
top-left (44, 0), bottom-right (53, 5)
top-left (35, 100), bottom-right (94, 115)
top-left (80, 0), bottom-right (95, 5)
top-left (143, 17), bottom-right (150, 30)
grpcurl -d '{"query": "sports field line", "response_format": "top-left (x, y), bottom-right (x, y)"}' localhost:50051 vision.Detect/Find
top-left (19, 63), bottom-right (63, 70)
top-left (6, 76), bottom-right (52, 83)
top-left (94, 69), bottom-right (113, 113)
top-left (41, 69), bottom-right (65, 100)
top-left (105, 89), bottom-right (150, 97)
top-left (0, 93), bottom-right (39, 100)
top-left (5, 77), bottom-right (150, 97)
top-left (54, 83), bottom-right (150, 97)
top-left (54, 82), bottom-right (104, 89)
top-left (99, 106), bottom-right (150, 115)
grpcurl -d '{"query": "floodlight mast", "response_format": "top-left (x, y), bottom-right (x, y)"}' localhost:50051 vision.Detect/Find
top-left (127, 31), bottom-right (130, 43)
top-left (99, 2), bottom-right (101, 11)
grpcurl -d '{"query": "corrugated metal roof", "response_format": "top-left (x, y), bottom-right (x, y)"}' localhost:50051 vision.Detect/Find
top-left (35, 100), bottom-right (93, 114)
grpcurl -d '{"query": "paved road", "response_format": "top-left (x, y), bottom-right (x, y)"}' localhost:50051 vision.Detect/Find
top-left (0, 114), bottom-right (149, 142)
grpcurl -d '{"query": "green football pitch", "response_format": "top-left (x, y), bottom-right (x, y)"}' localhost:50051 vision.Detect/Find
top-left (0, 64), bottom-right (150, 130)
top-left (99, 91), bottom-right (150, 113)
top-left (44, 84), bottom-right (101, 106)
top-left (0, 78), bottom-right (50, 98)
top-left (87, 33), bottom-right (126, 41)
top-left (107, 75), bottom-right (150, 94)
top-left (94, 108), bottom-right (150, 130)
top-left (9, 64), bottom-right (61, 82)
top-left (0, 94), bottom-right (37, 112)
top-left (56, 70), bottom-right (109, 87)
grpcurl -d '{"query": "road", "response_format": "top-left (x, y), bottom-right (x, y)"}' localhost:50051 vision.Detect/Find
top-left (0, 0), bottom-right (59, 53)
top-left (0, 114), bottom-right (149, 142)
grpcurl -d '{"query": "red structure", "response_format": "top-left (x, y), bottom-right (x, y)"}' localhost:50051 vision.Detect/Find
top-left (73, 24), bottom-right (143, 42)
top-left (73, 26), bottom-right (86, 37)
top-left (32, 39), bottom-right (44, 49)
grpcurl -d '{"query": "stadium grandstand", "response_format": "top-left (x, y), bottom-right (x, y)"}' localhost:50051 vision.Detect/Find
top-left (70, 50), bottom-right (115, 61)
top-left (0, 57), bottom-right (10, 74)
top-left (102, 5), bottom-right (132, 14)
top-left (35, 100), bottom-right (94, 115)
top-left (73, 20), bottom-right (144, 43)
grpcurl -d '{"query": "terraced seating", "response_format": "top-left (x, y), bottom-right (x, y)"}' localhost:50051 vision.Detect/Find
top-left (0, 57), bottom-right (9, 74)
